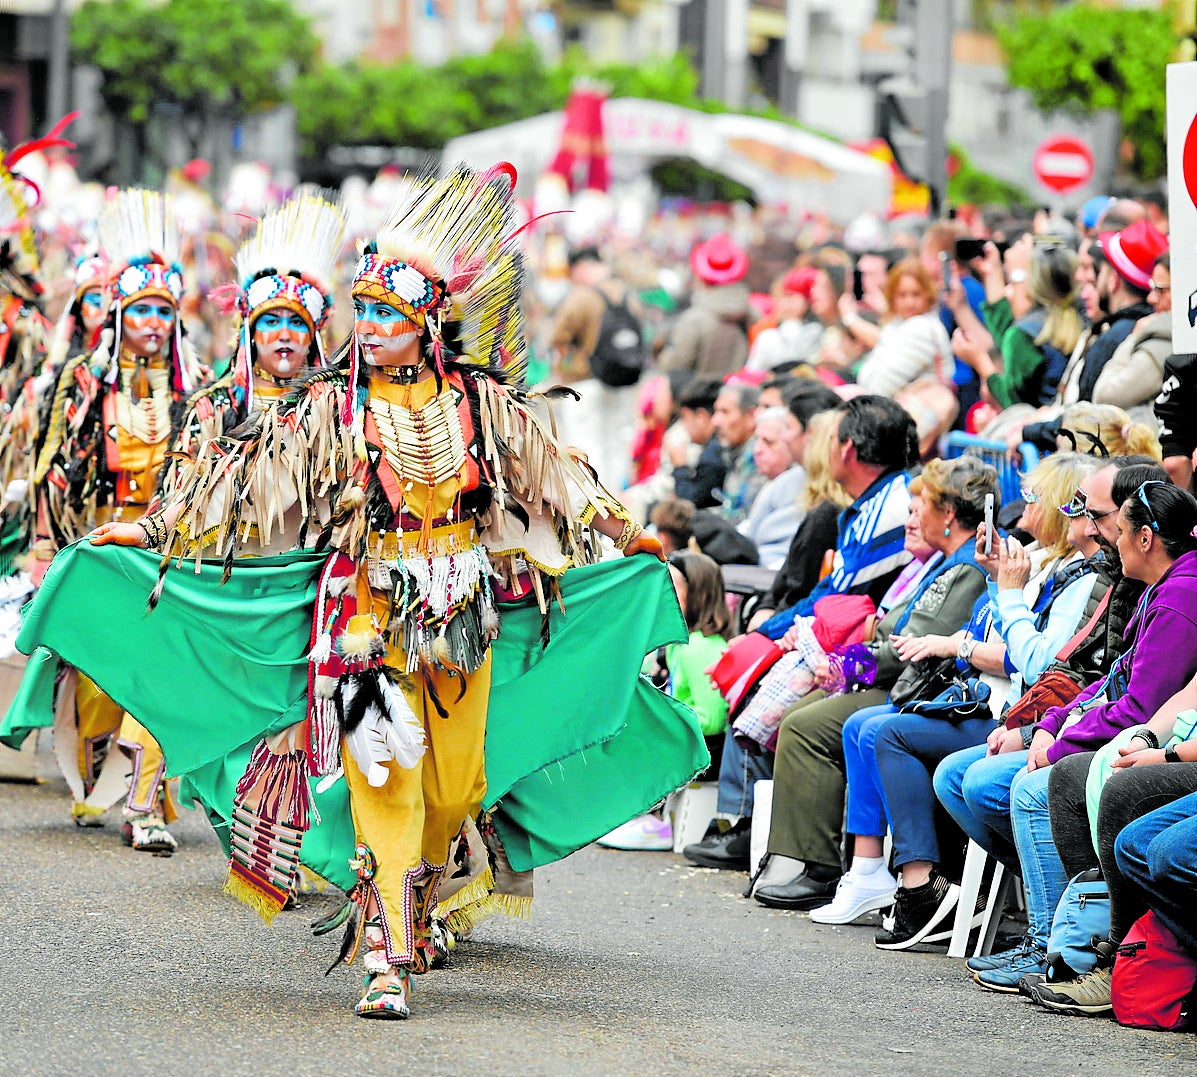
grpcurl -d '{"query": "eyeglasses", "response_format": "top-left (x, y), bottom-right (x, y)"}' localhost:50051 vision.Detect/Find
top-left (1149, 283), bottom-right (1171, 294)
top-left (1019, 485), bottom-right (1040, 504)
top-left (1135, 480), bottom-right (1168, 532)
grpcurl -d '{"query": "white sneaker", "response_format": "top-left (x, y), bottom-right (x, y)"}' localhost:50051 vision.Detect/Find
top-left (596, 814), bottom-right (673, 851)
top-left (808, 871), bottom-right (898, 924)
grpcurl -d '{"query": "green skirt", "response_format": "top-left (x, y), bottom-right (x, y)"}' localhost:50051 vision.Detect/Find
top-left (3, 542), bottom-right (709, 882)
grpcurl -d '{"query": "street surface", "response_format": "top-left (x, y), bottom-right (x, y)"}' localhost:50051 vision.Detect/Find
top-left (2, 743), bottom-right (1196, 1077)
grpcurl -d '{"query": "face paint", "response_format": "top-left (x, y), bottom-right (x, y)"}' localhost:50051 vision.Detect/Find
top-left (353, 299), bottom-right (421, 369)
top-left (79, 290), bottom-right (105, 334)
top-left (122, 300), bottom-right (176, 359)
top-left (252, 309), bottom-right (313, 381)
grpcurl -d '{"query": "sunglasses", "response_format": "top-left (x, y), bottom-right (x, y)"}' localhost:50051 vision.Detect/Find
top-left (1134, 479), bottom-right (1168, 532)
top-left (1020, 485), bottom-right (1040, 504)
top-left (1059, 488), bottom-right (1117, 524)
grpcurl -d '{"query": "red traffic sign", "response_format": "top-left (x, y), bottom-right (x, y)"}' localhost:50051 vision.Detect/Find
top-left (1184, 113), bottom-right (1197, 211)
top-left (1033, 136), bottom-right (1094, 194)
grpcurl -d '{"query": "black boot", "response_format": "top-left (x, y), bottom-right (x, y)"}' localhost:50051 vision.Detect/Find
top-left (682, 819), bottom-right (752, 870)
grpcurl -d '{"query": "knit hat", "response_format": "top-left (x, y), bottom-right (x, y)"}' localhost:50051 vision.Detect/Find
top-left (690, 233), bottom-right (748, 286)
top-left (1098, 219), bottom-right (1168, 291)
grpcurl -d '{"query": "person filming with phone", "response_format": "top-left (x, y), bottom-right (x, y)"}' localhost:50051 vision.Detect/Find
top-left (949, 235), bottom-right (1083, 411)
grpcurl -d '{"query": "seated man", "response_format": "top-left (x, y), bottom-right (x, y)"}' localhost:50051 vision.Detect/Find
top-left (737, 406), bottom-right (805, 570)
top-left (682, 395), bottom-right (918, 869)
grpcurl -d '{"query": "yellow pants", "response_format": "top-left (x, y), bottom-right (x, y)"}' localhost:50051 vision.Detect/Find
top-left (343, 648), bottom-right (490, 974)
top-left (74, 674), bottom-right (174, 821)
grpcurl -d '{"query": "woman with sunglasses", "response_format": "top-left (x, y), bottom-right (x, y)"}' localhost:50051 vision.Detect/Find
top-left (935, 472), bottom-right (1197, 992)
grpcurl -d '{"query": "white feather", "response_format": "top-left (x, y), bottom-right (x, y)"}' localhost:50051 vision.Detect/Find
top-left (343, 674), bottom-right (427, 786)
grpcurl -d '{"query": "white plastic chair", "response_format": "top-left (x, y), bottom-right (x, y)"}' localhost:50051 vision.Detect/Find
top-left (948, 839), bottom-right (1016, 958)
top-left (668, 781), bottom-right (720, 854)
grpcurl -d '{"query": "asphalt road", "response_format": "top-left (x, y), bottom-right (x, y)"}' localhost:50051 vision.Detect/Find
top-left (2, 746), bottom-right (1196, 1077)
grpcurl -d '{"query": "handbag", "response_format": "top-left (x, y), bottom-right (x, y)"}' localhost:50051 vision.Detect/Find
top-left (1003, 588), bottom-right (1112, 729)
top-left (889, 655), bottom-right (959, 709)
top-left (898, 676), bottom-right (992, 722)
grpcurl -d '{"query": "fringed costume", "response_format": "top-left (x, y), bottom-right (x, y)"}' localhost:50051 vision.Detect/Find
top-left (4, 163), bottom-right (709, 1022)
top-left (35, 190), bottom-right (199, 849)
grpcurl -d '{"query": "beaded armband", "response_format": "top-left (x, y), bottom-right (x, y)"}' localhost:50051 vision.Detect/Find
top-left (613, 520), bottom-right (642, 551)
top-left (140, 513), bottom-right (168, 552)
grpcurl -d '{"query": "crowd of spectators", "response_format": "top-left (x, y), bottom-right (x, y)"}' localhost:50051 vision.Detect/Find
top-left (550, 190), bottom-right (1197, 1030)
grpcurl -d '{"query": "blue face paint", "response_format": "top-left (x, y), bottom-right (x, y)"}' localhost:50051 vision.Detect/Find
top-left (353, 300), bottom-right (417, 336)
top-left (124, 301), bottom-right (175, 324)
top-left (254, 311), bottom-right (309, 333)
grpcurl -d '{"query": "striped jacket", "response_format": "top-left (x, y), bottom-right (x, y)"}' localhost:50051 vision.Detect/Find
top-left (759, 469), bottom-right (912, 639)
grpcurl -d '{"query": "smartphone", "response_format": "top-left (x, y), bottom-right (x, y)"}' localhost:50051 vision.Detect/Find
top-left (852, 266), bottom-right (864, 302)
top-left (938, 250), bottom-right (952, 292)
top-left (983, 493), bottom-right (995, 555)
top-left (954, 237), bottom-right (987, 262)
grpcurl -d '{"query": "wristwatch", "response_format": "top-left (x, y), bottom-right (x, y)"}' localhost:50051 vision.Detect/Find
top-left (1009, 269), bottom-right (1027, 284)
top-left (957, 636), bottom-right (979, 665)
top-left (1165, 744), bottom-right (1183, 763)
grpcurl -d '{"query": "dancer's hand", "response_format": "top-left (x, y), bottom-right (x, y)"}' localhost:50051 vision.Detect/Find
top-left (89, 521), bottom-right (149, 547)
top-left (624, 532), bottom-right (666, 562)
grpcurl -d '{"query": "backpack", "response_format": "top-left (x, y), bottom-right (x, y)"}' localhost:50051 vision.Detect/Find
top-left (1044, 868), bottom-right (1111, 982)
top-left (1112, 911), bottom-right (1197, 1031)
top-left (589, 289), bottom-right (647, 388)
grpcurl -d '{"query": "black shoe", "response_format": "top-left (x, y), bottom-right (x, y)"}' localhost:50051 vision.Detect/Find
top-left (682, 820), bottom-right (751, 870)
top-left (753, 865), bottom-right (841, 910)
top-left (874, 871), bottom-right (960, 950)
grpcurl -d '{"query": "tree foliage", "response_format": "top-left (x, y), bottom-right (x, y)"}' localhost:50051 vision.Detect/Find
top-left (72, 0), bottom-right (319, 125)
top-left (996, 3), bottom-right (1173, 178)
top-left (289, 41), bottom-right (710, 160)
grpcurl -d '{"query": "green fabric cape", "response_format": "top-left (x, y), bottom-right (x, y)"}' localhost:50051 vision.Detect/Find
top-left (3, 543), bottom-right (708, 879)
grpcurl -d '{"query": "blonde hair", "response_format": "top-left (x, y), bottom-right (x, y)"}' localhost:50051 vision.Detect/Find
top-left (801, 410), bottom-right (852, 511)
top-left (884, 257), bottom-right (937, 318)
top-left (1029, 245), bottom-right (1083, 356)
top-left (1059, 402), bottom-right (1162, 461)
top-left (1023, 452), bottom-right (1101, 559)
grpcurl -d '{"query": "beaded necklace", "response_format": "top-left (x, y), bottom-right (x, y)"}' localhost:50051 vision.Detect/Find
top-left (115, 354), bottom-right (171, 444)
top-left (367, 388), bottom-right (466, 486)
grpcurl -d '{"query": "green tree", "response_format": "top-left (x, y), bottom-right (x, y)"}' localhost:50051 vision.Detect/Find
top-left (72, 0), bottom-right (318, 169)
top-left (996, 3), bottom-right (1173, 178)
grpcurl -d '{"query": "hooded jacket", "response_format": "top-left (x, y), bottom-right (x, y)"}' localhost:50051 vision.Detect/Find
top-left (1093, 309), bottom-right (1172, 424)
top-left (1035, 549), bottom-right (1197, 763)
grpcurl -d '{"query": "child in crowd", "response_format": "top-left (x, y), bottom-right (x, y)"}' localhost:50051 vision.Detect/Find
top-left (598, 551), bottom-right (731, 850)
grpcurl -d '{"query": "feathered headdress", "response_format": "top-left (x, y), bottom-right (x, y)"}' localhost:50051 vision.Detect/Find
top-left (96, 189), bottom-right (190, 393)
top-left (0, 113), bottom-right (77, 300)
top-left (46, 251), bottom-right (109, 365)
top-left (346, 163), bottom-right (527, 433)
top-left (228, 192), bottom-right (347, 393)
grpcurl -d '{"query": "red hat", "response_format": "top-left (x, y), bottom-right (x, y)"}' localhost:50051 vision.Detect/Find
top-left (1099, 219), bottom-right (1168, 291)
top-left (691, 233), bottom-right (748, 285)
top-left (781, 266), bottom-right (818, 300)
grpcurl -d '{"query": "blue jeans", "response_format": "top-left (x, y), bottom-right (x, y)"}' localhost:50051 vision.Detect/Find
top-left (874, 712), bottom-right (992, 870)
top-left (934, 745), bottom-right (1024, 874)
top-left (1010, 764), bottom-right (1069, 948)
top-left (842, 702), bottom-right (900, 838)
top-left (933, 745), bottom-right (1065, 946)
top-left (716, 728), bottom-right (773, 817)
top-left (1116, 790), bottom-right (1197, 955)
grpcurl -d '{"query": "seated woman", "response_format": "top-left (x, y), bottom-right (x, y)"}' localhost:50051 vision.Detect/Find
top-left (953, 237), bottom-right (1082, 410)
top-left (1041, 686), bottom-right (1197, 1016)
top-left (809, 453), bottom-right (1103, 942)
top-left (936, 470), bottom-right (1197, 992)
top-left (753, 455), bottom-right (997, 910)
top-left (846, 259), bottom-right (956, 456)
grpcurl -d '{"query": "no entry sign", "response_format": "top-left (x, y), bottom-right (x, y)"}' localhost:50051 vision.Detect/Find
top-left (1032, 136), bottom-right (1095, 194)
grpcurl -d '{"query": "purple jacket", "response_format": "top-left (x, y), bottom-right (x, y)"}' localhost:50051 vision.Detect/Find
top-left (1035, 549), bottom-right (1197, 763)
